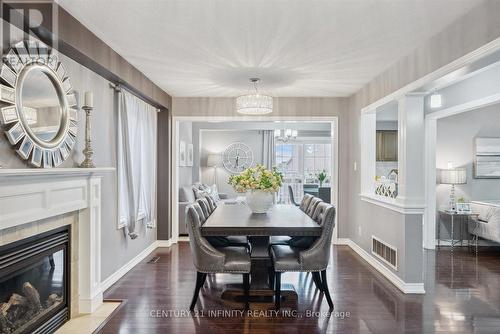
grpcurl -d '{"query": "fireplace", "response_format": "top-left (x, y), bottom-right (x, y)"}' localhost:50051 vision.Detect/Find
top-left (0, 226), bottom-right (70, 334)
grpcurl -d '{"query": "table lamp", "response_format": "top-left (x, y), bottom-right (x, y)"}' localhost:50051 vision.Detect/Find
top-left (439, 168), bottom-right (467, 212)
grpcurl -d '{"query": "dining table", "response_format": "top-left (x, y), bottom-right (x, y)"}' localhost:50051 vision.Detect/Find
top-left (201, 202), bottom-right (322, 307)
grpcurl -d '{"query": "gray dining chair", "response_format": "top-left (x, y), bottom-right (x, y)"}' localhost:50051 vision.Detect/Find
top-left (204, 195), bottom-right (218, 212)
top-left (186, 203), bottom-right (251, 310)
top-left (271, 197), bottom-right (323, 248)
top-left (194, 198), bottom-right (250, 250)
top-left (288, 185), bottom-right (300, 206)
top-left (270, 202), bottom-right (336, 309)
top-left (299, 194), bottom-right (313, 212)
top-left (196, 197), bottom-right (211, 217)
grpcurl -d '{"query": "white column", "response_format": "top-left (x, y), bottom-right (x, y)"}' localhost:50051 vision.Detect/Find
top-left (360, 111), bottom-right (377, 195)
top-left (424, 118), bottom-right (437, 249)
top-left (78, 176), bottom-right (103, 313)
top-left (397, 94), bottom-right (426, 207)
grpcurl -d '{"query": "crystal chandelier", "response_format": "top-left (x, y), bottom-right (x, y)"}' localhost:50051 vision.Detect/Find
top-left (236, 78), bottom-right (273, 115)
top-left (274, 128), bottom-right (298, 142)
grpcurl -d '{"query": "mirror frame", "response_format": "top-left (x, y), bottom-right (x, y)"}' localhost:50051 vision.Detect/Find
top-left (0, 40), bottom-right (78, 168)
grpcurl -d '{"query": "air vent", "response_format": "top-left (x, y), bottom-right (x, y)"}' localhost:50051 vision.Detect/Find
top-left (372, 236), bottom-right (397, 269)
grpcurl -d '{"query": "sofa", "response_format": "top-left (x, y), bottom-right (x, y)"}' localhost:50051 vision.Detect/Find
top-left (178, 183), bottom-right (229, 235)
top-left (468, 201), bottom-right (500, 244)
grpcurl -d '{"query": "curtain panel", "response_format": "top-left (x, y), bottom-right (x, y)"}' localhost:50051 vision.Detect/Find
top-left (117, 90), bottom-right (158, 239)
top-left (262, 130), bottom-right (275, 169)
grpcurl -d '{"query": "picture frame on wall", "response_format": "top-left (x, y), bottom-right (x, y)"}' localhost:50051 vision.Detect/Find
top-left (179, 141), bottom-right (186, 166)
top-left (187, 144), bottom-right (194, 166)
top-left (474, 137), bottom-right (500, 178)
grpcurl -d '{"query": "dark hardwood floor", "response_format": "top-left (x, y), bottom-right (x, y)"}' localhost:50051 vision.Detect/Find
top-left (99, 243), bottom-right (500, 333)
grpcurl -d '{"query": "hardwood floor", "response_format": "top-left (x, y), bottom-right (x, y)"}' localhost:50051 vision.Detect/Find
top-left (98, 243), bottom-right (500, 333)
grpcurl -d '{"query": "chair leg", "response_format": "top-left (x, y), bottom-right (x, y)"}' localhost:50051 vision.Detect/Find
top-left (312, 272), bottom-right (323, 291)
top-left (320, 270), bottom-right (334, 310)
top-left (190, 271), bottom-right (207, 311)
top-left (274, 272), bottom-right (282, 309)
top-left (243, 273), bottom-right (250, 310)
top-left (268, 266), bottom-right (275, 289)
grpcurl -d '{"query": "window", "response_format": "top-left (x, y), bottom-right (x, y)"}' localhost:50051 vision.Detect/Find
top-left (275, 142), bottom-right (332, 203)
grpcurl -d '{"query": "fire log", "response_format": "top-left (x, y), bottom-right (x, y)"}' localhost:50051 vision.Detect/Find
top-left (22, 282), bottom-right (42, 312)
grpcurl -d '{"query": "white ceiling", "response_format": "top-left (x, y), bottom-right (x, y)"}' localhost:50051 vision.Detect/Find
top-left (58, 0), bottom-right (480, 97)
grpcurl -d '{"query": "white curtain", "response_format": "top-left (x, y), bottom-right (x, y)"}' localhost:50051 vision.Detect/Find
top-left (117, 90), bottom-right (157, 239)
top-left (262, 130), bottom-right (275, 169)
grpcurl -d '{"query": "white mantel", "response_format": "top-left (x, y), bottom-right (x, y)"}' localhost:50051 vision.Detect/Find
top-left (0, 167), bottom-right (115, 314)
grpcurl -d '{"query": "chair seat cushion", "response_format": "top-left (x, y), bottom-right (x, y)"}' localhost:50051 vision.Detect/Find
top-left (226, 236), bottom-right (248, 245)
top-left (206, 236), bottom-right (230, 247)
top-left (270, 245), bottom-right (301, 272)
top-left (218, 246), bottom-right (251, 273)
top-left (270, 236), bottom-right (291, 245)
top-left (288, 236), bottom-right (317, 249)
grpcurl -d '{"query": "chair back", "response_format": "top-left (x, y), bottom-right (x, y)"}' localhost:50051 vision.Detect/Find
top-left (299, 194), bottom-right (313, 212)
top-left (300, 203), bottom-right (336, 271)
top-left (205, 196), bottom-right (218, 213)
top-left (288, 185), bottom-right (299, 206)
top-left (196, 198), bottom-right (210, 218)
top-left (306, 197), bottom-right (322, 217)
top-left (186, 204), bottom-right (224, 272)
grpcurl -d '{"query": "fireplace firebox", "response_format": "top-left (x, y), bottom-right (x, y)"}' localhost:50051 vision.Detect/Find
top-left (0, 226), bottom-right (70, 334)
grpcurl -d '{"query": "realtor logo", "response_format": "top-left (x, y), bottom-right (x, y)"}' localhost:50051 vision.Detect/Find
top-left (1, 0), bottom-right (58, 51)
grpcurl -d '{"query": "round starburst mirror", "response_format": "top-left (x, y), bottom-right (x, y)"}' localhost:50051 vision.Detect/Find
top-left (0, 40), bottom-right (78, 167)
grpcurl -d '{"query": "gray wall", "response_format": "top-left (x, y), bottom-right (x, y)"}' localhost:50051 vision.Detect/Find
top-left (436, 104), bottom-right (500, 208)
top-left (345, 0), bottom-right (500, 283)
top-left (0, 43), bottom-right (157, 281)
top-left (198, 130), bottom-right (264, 198)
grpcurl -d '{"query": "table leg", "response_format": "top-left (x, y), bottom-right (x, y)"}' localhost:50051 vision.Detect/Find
top-left (460, 216), bottom-right (464, 247)
top-left (220, 236), bottom-right (298, 309)
top-left (437, 214), bottom-right (441, 249)
top-left (451, 215), bottom-right (454, 252)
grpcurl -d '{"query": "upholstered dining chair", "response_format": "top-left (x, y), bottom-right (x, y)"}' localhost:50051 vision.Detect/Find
top-left (204, 195), bottom-right (218, 213)
top-left (288, 185), bottom-right (300, 206)
top-left (194, 198), bottom-right (250, 250)
top-left (196, 197), bottom-right (211, 218)
top-left (270, 197), bottom-right (323, 248)
top-left (186, 203), bottom-right (251, 310)
top-left (299, 194), bottom-right (313, 212)
top-left (270, 202), bottom-right (336, 310)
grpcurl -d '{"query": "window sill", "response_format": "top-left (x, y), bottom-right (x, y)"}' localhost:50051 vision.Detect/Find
top-left (359, 193), bottom-right (425, 214)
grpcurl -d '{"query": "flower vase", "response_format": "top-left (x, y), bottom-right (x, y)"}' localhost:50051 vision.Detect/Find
top-left (245, 190), bottom-right (274, 213)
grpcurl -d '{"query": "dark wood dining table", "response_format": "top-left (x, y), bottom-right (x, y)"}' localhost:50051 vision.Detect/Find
top-left (201, 202), bottom-right (322, 307)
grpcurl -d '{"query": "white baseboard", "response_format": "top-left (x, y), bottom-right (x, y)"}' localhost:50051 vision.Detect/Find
top-left (100, 240), bottom-right (166, 292)
top-left (344, 239), bottom-right (425, 294)
top-left (333, 238), bottom-right (350, 245)
top-left (157, 239), bottom-right (173, 247)
top-left (177, 236), bottom-right (189, 242)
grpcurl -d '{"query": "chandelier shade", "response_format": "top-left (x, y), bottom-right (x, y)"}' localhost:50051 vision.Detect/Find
top-left (236, 78), bottom-right (273, 115)
top-left (236, 94), bottom-right (273, 115)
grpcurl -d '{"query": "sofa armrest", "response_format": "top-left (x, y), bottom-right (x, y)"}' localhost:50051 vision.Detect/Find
top-left (218, 193), bottom-right (229, 200)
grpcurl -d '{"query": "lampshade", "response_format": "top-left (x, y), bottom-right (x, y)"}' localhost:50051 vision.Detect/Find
top-left (439, 168), bottom-right (467, 185)
top-left (207, 154), bottom-right (222, 167)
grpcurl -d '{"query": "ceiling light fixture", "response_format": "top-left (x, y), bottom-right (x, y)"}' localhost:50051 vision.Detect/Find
top-left (274, 128), bottom-right (298, 142)
top-left (430, 92), bottom-right (442, 109)
top-left (236, 78), bottom-right (273, 115)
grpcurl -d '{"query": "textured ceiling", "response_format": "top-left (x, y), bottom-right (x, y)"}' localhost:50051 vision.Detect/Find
top-left (58, 0), bottom-right (480, 97)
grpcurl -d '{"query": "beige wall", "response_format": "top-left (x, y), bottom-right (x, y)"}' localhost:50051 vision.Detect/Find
top-left (173, 96), bottom-right (350, 237)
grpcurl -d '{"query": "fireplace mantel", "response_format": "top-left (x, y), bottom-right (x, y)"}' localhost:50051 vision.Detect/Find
top-left (0, 167), bottom-right (115, 314)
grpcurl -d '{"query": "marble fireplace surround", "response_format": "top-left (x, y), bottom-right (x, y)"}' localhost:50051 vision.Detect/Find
top-left (0, 168), bottom-right (114, 316)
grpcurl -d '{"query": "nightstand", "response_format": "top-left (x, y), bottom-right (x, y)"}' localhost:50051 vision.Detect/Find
top-left (437, 210), bottom-right (477, 252)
